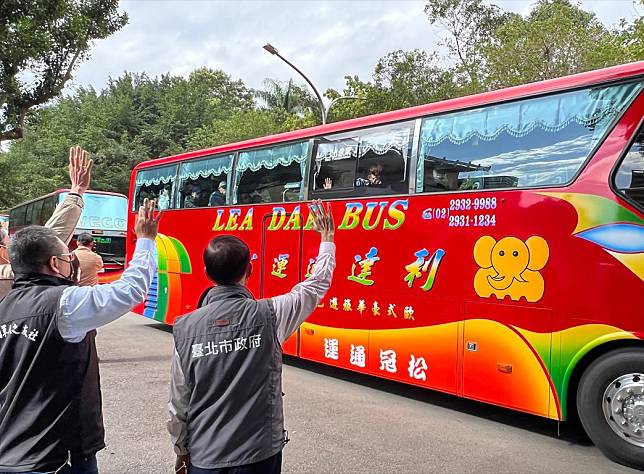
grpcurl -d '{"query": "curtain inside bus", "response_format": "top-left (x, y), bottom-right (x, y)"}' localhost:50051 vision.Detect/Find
top-left (134, 164), bottom-right (178, 210)
top-left (416, 82), bottom-right (644, 191)
top-left (312, 123), bottom-right (413, 195)
top-left (177, 155), bottom-right (234, 208)
top-left (233, 141), bottom-right (309, 204)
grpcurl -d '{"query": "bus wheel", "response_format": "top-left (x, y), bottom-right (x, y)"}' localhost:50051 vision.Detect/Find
top-left (577, 348), bottom-right (644, 470)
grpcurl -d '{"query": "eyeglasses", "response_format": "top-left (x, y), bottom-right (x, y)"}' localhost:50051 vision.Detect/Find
top-left (54, 252), bottom-right (75, 263)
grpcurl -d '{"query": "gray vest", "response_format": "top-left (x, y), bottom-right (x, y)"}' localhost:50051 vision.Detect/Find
top-left (173, 285), bottom-right (286, 469)
top-left (0, 275), bottom-right (88, 472)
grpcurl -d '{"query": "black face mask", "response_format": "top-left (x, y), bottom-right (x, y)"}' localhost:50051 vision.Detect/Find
top-left (63, 254), bottom-right (80, 285)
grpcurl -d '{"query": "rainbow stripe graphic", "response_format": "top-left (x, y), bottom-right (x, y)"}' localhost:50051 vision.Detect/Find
top-left (541, 193), bottom-right (644, 280)
top-left (143, 234), bottom-right (192, 324)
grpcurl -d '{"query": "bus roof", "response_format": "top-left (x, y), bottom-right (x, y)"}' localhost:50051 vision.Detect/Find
top-left (9, 189), bottom-right (127, 211)
top-left (133, 61), bottom-right (644, 172)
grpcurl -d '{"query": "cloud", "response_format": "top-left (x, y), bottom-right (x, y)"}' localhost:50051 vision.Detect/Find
top-left (67, 0), bottom-right (637, 97)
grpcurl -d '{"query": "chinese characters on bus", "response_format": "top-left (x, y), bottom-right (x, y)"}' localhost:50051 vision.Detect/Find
top-left (323, 338), bottom-right (428, 381)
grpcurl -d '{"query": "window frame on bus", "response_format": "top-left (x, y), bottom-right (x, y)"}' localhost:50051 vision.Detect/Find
top-left (30, 199), bottom-right (44, 226)
top-left (610, 115), bottom-right (644, 212)
top-left (232, 140), bottom-right (311, 205)
top-left (308, 120), bottom-right (415, 200)
top-left (175, 153), bottom-right (235, 209)
top-left (413, 80), bottom-right (644, 195)
top-left (132, 164), bottom-right (179, 211)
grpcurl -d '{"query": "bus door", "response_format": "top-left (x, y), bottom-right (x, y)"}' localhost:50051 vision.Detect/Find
top-left (462, 302), bottom-right (554, 418)
top-left (260, 212), bottom-right (302, 356)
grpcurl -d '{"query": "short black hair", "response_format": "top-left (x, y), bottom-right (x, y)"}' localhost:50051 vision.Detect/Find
top-left (77, 233), bottom-right (94, 246)
top-left (203, 235), bottom-right (250, 285)
top-left (8, 226), bottom-right (63, 274)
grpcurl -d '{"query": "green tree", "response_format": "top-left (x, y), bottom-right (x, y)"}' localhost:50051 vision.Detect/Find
top-left (425, 0), bottom-right (511, 91)
top-left (481, 0), bottom-right (634, 89)
top-left (0, 68), bottom-right (256, 207)
top-left (254, 78), bottom-right (319, 117)
top-left (188, 109), bottom-right (286, 150)
top-left (0, 0), bottom-right (128, 140)
top-left (326, 50), bottom-right (457, 122)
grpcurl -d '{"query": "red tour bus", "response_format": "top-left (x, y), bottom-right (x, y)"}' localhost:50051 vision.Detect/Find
top-left (10, 189), bottom-right (128, 282)
top-left (129, 62), bottom-right (644, 468)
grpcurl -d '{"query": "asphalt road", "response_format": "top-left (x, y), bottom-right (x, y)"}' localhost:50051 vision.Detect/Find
top-left (95, 314), bottom-right (639, 474)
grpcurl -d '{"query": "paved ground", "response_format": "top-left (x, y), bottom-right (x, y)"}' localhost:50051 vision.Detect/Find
top-left (95, 314), bottom-right (638, 474)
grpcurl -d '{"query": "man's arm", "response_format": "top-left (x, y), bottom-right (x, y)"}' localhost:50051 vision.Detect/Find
top-left (47, 146), bottom-right (93, 244)
top-left (168, 350), bottom-right (191, 457)
top-left (57, 238), bottom-right (157, 342)
top-left (57, 198), bottom-right (161, 343)
top-left (271, 242), bottom-right (335, 344)
top-left (45, 193), bottom-right (83, 245)
top-left (271, 200), bottom-right (336, 344)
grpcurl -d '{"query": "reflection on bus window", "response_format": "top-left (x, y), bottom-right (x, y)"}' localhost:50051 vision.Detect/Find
top-left (133, 164), bottom-right (178, 210)
top-left (417, 82), bottom-right (642, 193)
top-left (234, 142), bottom-right (308, 204)
top-left (312, 122), bottom-right (413, 197)
top-left (614, 125), bottom-right (644, 209)
top-left (177, 155), bottom-right (233, 208)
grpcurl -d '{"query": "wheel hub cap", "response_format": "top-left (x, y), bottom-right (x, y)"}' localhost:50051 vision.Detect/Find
top-left (603, 373), bottom-right (644, 447)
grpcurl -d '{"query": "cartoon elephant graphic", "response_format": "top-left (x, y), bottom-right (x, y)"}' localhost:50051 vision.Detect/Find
top-left (473, 235), bottom-right (550, 303)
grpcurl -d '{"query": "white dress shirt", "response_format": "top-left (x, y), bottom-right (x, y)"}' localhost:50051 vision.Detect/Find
top-left (167, 241), bottom-right (336, 455)
top-left (57, 238), bottom-right (157, 343)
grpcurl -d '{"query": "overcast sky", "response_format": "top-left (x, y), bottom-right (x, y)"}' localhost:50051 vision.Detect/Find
top-left (68, 0), bottom-right (641, 97)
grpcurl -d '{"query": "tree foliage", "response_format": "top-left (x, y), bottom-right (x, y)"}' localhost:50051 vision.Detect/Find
top-left (0, 0), bottom-right (127, 140)
top-left (1, 0), bottom-right (641, 210)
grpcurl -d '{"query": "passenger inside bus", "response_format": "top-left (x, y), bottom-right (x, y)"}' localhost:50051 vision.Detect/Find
top-left (208, 181), bottom-right (227, 207)
top-left (158, 188), bottom-right (170, 210)
top-left (236, 162), bottom-right (302, 204)
top-left (316, 154), bottom-right (406, 195)
top-left (178, 174), bottom-right (229, 208)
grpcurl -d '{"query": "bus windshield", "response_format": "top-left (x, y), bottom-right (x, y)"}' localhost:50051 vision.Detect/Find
top-left (60, 192), bottom-right (128, 232)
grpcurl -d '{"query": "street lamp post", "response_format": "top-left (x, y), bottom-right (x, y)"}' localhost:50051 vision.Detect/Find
top-left (263, 44), bottom-right (366, 126)
top-left (263, 43), bottom-right (327, 124)
top-left (325, 95), bottom-right (364, 123)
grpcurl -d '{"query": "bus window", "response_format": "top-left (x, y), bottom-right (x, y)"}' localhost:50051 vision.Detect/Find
top-left (41, 196), bottom-right (57, 224)
top-left (234, 141), bottom-right (309, 204)
top-left (24, 204), bottom-right (34, 225)
top-left (177, 154), bottom-right (233, 208)
top-left (133, 164), bottom-right (178, 210)
top-left (417, 82), bottom-right (643, 193)
top-left (614, 124), bottom-right (644, 210)
top-left (30, 200), bottom-right (44, 225)
top-left (9, 206), bottom-right (25, 229)
top-left (311, 122), bottom-right (413, 198)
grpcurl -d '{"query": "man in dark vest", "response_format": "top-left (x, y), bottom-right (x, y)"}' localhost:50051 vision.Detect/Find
top-left (0, 198), bottom-right (160, 474)
top-left (168, 200), bottom-right (336, 474)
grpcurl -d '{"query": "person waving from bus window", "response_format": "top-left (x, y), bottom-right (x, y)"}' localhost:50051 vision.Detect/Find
top-left (168, 200), bottom-right (336, 474)
top-left (0, 198), bottom-right (160, 474)
top-left (355, 163), bottom-right (384, 187)
top-left (0, 146), bottom-right (90, 298)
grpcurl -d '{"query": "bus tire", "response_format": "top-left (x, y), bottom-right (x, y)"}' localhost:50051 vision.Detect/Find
top-left (576, 347), bottom-right (644, 470)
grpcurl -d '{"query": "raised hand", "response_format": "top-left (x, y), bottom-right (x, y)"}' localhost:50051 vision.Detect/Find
top-left (323, 177), bottom-right (333, 190)
top-left (69, 146), bottom-right (93, 195)
top-left (134, 198), bottom-right (162, 240)
top-left (308, 199), bottom-right (335, 243)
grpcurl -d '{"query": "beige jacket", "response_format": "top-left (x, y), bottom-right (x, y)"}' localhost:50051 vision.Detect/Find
top-left (0, 194), bottom-right (84, 298)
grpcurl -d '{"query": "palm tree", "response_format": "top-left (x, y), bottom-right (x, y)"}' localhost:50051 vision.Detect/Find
top-left (254, 78), bottom-right (318, 116)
